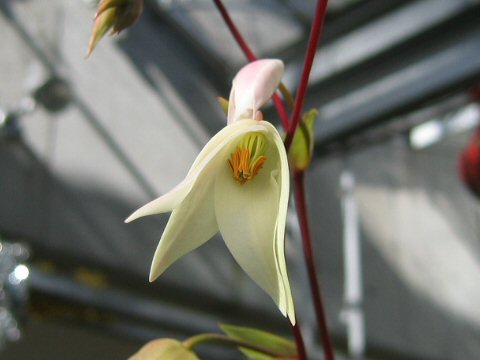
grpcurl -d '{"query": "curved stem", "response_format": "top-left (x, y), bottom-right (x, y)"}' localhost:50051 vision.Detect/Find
top-left (284, 0), bottom-right (328, 151)
top-left (212, 0), bottom-right (290, 130)
top-left (183, 333), bottom-right (294, 358)
top-left (293, 170), bottom-right (335, 360)
top-left (212, 0), bottom-right (256, 62)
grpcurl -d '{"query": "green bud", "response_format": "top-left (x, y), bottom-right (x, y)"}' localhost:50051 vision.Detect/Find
top-left (128, 338), bottom-right (200, 360)
top-left (87, 0), bottom-right (143, 57)
top-left (288, 109), bottom-right (318, 172)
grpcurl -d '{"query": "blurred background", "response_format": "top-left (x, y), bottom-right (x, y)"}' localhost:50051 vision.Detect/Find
top-left (1, 0), bottom-right (480, 358)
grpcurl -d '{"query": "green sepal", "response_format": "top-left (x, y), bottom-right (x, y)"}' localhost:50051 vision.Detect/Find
top-left (217, 96), bottom-right (229, 114)
top-left (220, 324), bottom-right (296, 359)
top-left (128, 338), bottom-right (200, 360)
top-left (87, 7), bottom-right (117, 57)
top-left (288, 108), bottom-right (318, 171)
top-left (87, 0), bottom-right (143, 57)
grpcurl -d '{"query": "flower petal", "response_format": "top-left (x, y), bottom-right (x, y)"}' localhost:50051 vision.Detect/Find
top-left (126, 120), bottom-right (265, 223)
top-left (188, 121), bottom-right (264, 175)
top-left (149, 171), bottom-right (218, 281)
top-left (214, 122), bottom-right (294, 323)
top-left (266, 121), bottom-right (296, 324)
top-left (148, 120), bottom-right (266, 281)
top-left (125, 179), bottom-right (194, 223)
top-left (227, 59), bottom-right (284, 124)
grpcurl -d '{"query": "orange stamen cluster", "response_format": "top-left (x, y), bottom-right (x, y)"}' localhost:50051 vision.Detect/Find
top-left (228, 133), bottom-right (268, 184)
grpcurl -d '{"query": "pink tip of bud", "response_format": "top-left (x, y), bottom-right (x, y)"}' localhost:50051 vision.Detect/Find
top-left (227, 59), bottom-right (284, 124)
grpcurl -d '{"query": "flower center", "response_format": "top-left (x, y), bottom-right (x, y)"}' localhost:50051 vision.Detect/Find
top-left (228, 132), bottom-right (268, 185)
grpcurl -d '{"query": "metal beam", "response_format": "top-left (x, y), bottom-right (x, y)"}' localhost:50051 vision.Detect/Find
top-left (304, 1), bottom-right (480, 153)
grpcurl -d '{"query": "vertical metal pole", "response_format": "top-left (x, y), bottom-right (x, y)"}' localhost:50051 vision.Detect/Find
top-left (340, 168), bottom-right (365, 359)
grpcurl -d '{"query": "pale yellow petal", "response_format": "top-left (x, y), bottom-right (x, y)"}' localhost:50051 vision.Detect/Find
top-left (188, 119), bottom-right (264, 173)
top-left (265, 121), bottom-right (296, 324)
top-left (125, 179), bottom-right (193, 223)
top-left (149, 120), bottom-right (266, 281)
top-left (214, 123), bottom-right (294, 323)
top-left (149, 171), bottom-right (218, 281)
top-left (126, 120), bottom-right (262, 223)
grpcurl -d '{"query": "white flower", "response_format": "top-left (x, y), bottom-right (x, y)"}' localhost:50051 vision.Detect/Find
top-left (126, 60), bottom-right (295, 324)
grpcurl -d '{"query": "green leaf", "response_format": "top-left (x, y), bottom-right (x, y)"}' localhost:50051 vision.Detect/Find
top-left (128, 339), bottom-right (201, 360)
top-left (239, 349), bottom-right (273, 360)
top-left (220, 324), bottom-right (296, 359)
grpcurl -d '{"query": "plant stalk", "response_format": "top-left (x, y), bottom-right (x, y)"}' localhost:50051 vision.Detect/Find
top-left (212, 1), bottom-right (336, 359)
top-left (284, 0), bottom-right (328, 151)
top-left (292, 322), bottom-right (308, 360)
top-left (293, 170), bottom-right (335, 360)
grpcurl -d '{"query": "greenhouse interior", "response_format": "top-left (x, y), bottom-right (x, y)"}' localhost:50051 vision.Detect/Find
top-left (1, 0), bottom-right (480, 359)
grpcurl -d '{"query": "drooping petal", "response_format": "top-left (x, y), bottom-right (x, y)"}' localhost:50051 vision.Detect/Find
top-left (149, 171), bottom-right (218, 281)
top-left (125, 179), bottom-right (194, 222)
top-left (214, 121), bottom-right (294, 323)
top-left (214, 159), bottom-right (280, 310)
top-left (227, 59), bottom-right (284, 124)
top-left (265, 121), bottom-right (295, 324)
top-left (147, 120), bottom-right (267, 281)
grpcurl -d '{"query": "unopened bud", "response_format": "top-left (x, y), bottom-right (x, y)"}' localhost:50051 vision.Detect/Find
top-left (129, 338), bottom-right (199, 360)
top-left (288, 109), bottom-right (317, 172)
top-left (86, 0), bottom-right (143, 57)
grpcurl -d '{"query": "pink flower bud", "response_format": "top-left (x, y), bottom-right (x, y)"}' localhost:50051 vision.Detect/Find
top-left (227, 59), bottom-right (284, 124)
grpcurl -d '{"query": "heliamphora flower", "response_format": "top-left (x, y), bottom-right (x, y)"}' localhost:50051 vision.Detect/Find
top-left (126, 59), bottom-right (295, 323)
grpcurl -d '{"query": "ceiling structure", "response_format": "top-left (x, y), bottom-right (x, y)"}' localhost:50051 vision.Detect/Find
top-left (1, 0), bottom-right (480, 359)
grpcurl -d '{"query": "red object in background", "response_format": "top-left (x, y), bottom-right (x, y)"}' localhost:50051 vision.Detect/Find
top-left (459, 127), bottom-right (480, 199)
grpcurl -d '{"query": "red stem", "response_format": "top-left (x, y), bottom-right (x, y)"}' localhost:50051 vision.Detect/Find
top-left (286, 3), bottom-right (334, 354)
top-left (284, 0), bottom-right (328, 151)
top-left (212, 0), bottom-right (290, 130)
top-left (212, 0), bottom-right (256, 62)
top-left (293, 171), bottom-right (335, 360)
top-left (292, 323), bottom-right (307, 360)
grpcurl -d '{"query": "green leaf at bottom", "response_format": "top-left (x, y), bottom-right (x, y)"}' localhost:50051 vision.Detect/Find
top-left (220, 324), bottom-right (296, 359)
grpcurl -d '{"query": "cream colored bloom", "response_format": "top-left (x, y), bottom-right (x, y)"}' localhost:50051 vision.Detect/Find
top-left (126, 60), bottom-right (295, 324)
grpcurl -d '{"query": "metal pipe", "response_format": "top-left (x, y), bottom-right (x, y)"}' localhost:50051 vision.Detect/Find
top-left (340, 168), bottom-right (365, 359)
